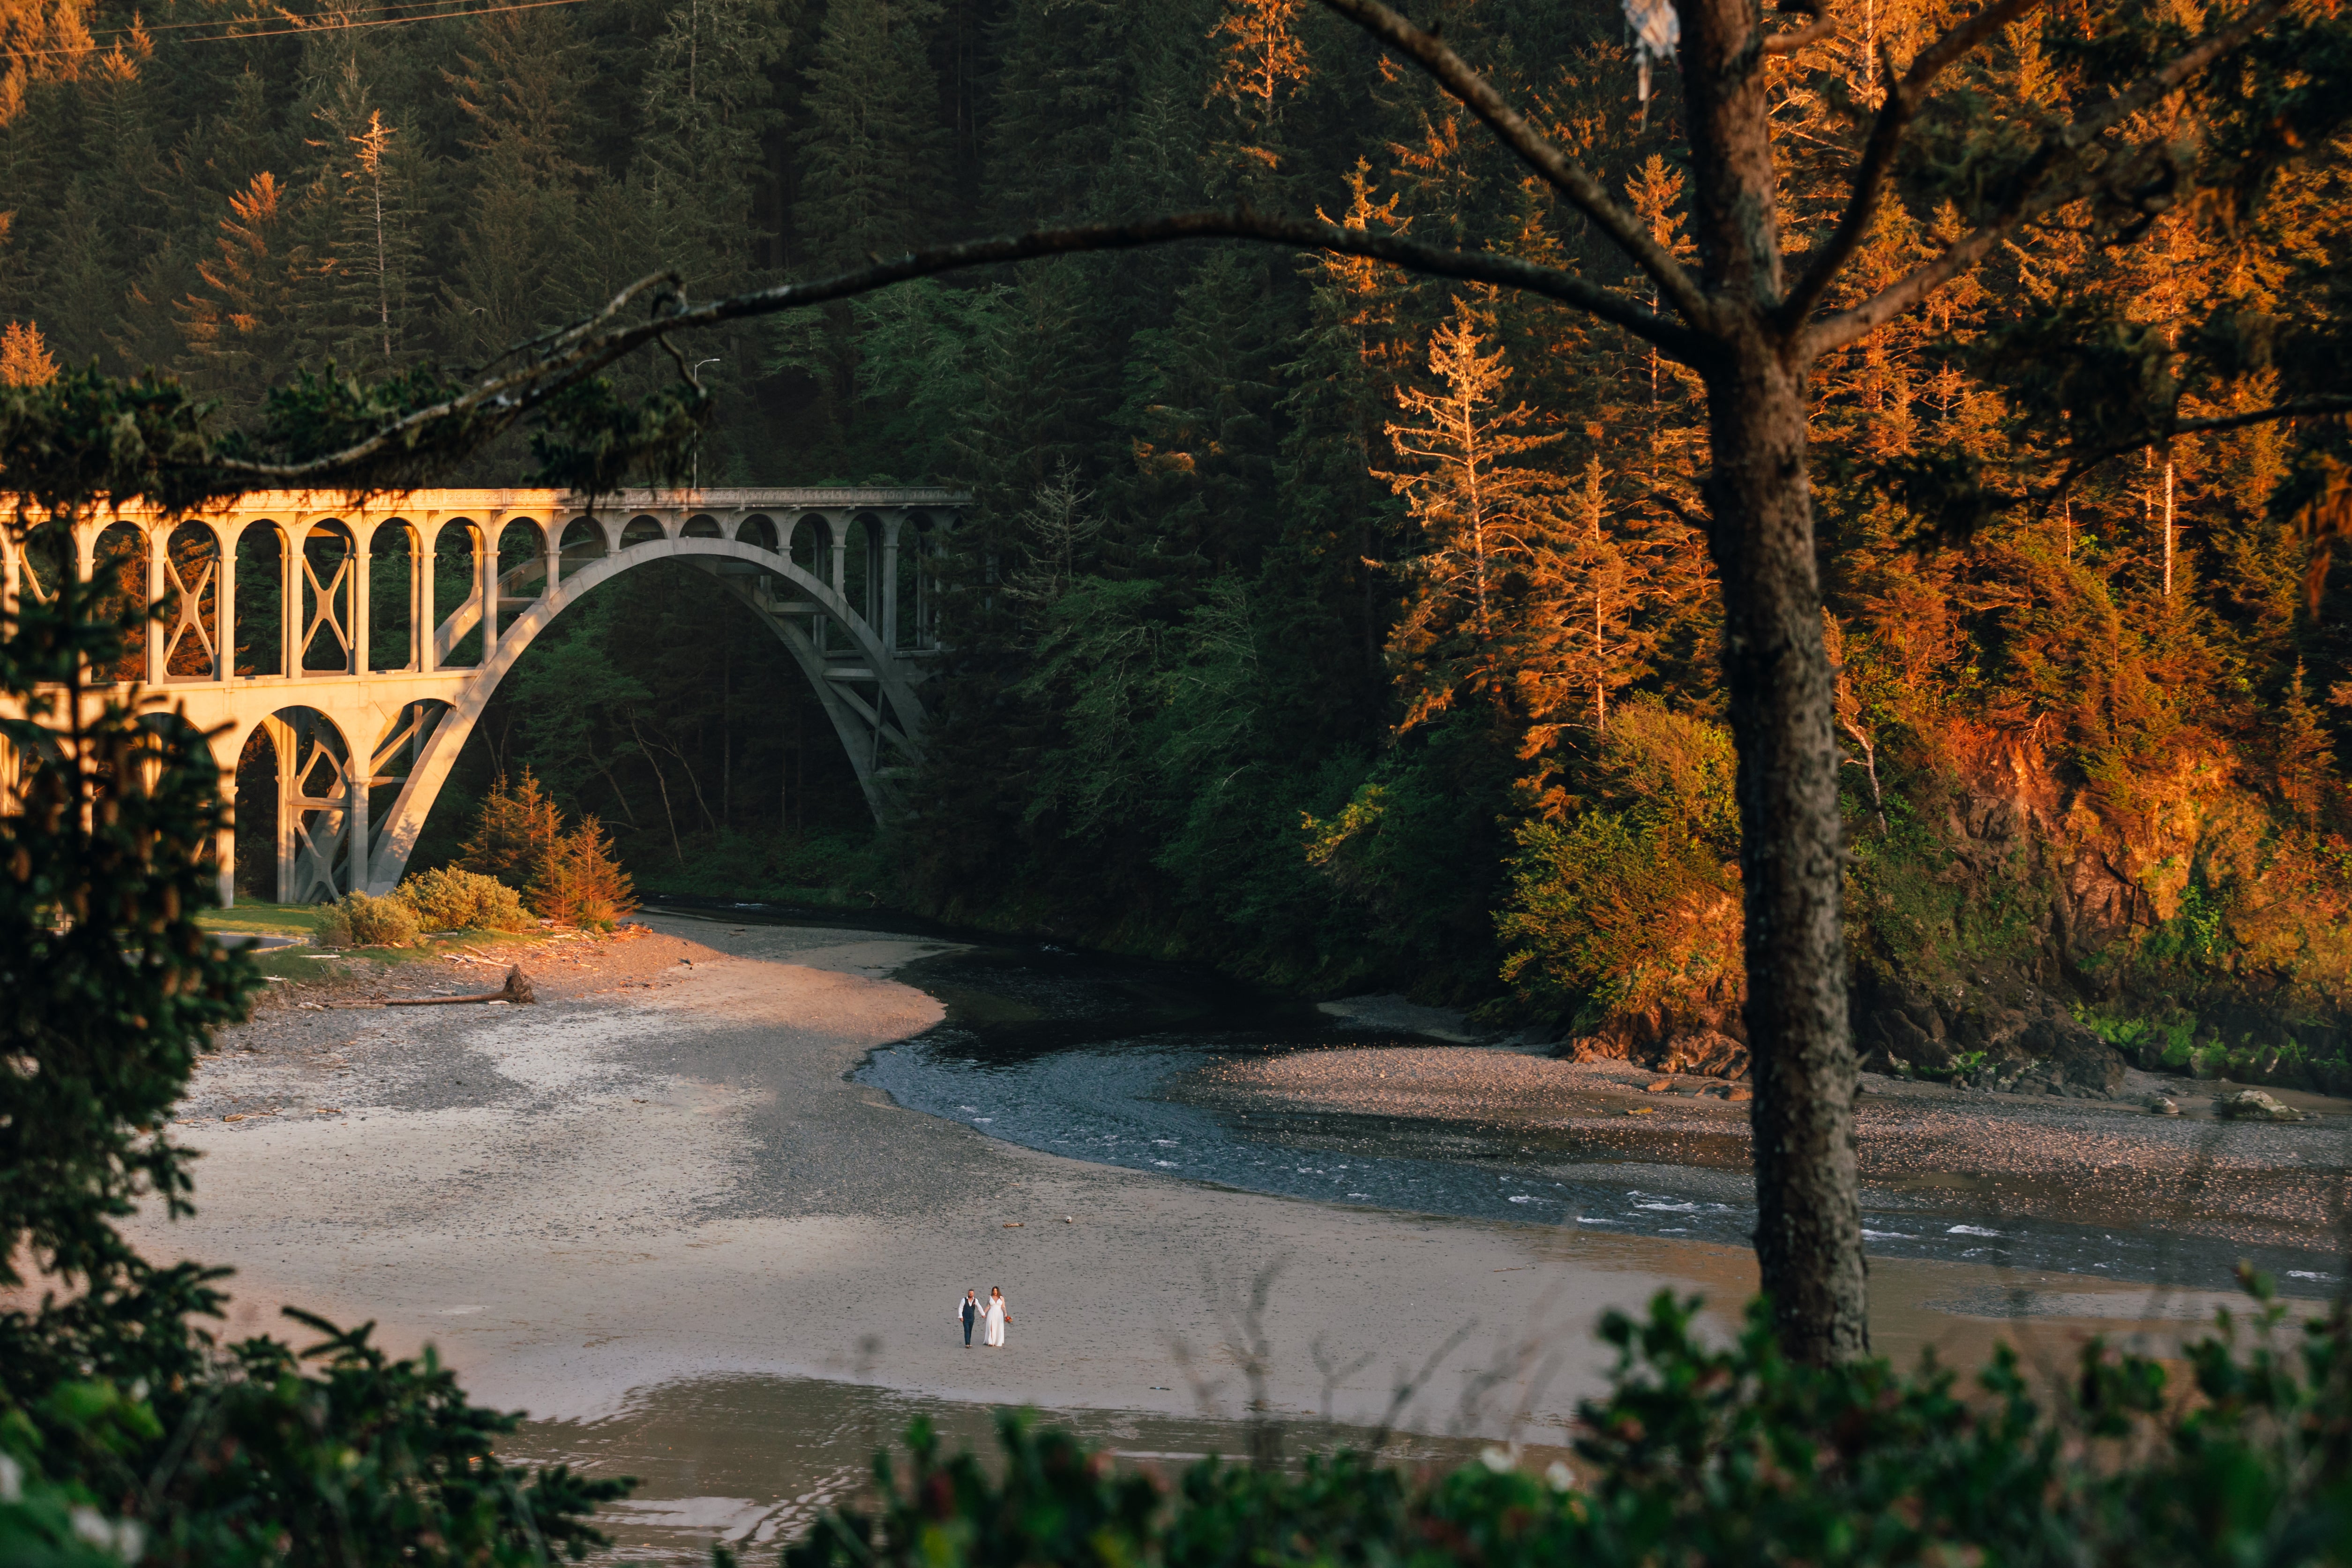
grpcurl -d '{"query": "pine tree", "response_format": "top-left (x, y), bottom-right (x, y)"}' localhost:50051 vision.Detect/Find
top-left (1521, 449), bottom-right (1661, 753)
top-left (1122, 246), bottom-right (1287, 572)
top-left (792, 0), bottom-right (944, 270)
top-left (0, 0), bottom-right (95, 130)
top-left (0, 316), bottom-right (55, 383)
top-left (1204, 0), bottom-right (1308, 182)
top-left (456, 767), bottom-right (564, 888)
top-left (175, 171), bottom-right (320, 420)
top-left (1378, 296), bottom-right (1567, 733)
top-left (306, 60), bottom-right (429, 375)
top-left (637, 0), bottom-right (786, 290)
top-left (529, 812), bottom-right (637, 927)
top-left (983, 0), bottom-right (1129, 225)
top-left (442, 7), bottom-right (592, 367)
top-left (1284, 161), bottom-right (1415, 680)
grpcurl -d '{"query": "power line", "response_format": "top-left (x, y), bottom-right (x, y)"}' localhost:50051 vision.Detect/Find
top-left (125, 0), bottom-right (525, 38)
top-left (9, 0), bottom-right (588, 60)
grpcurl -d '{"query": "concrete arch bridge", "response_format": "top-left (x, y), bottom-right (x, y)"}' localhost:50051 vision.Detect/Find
top-left (0, 487), bottom-right (964, 906)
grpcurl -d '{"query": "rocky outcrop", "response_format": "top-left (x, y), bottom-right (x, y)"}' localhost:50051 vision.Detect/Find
top-left (1850, 967), bottom-right (2126, 1092)
top-left (1559, 1025), bottom-right (1750, 1080)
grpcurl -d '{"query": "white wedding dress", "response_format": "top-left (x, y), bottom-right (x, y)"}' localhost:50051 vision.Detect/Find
top-left (982, 1297), bottom-right (1008, 1347)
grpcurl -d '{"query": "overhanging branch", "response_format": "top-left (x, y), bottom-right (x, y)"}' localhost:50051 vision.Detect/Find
top-left (1315, 0), bottom-right (1715, 328)
top-left (1805, 0), bottom-right (2293, 355)
top-left (2036, 394), bottom-right (2352, 512)
top-left (1777, 0), bottom-right (2045, 330)
top-left (194, 210), bottom-right (1710, 490)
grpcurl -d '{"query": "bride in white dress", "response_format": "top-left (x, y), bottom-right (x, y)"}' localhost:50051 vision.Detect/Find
top-left (981, 1286), bottom-right (1010, 1347)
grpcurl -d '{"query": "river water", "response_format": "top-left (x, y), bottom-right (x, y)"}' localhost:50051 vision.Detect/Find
top-left (841, 936), bottom-right (2345, 1297)
top-left (519, 902), bottom-right (2345, 1560)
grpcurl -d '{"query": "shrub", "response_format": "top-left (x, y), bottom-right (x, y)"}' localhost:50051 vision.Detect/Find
top-left (314, 891), bottom-right (421, 948)
top-left (395, 866), bottom-right (533, 932)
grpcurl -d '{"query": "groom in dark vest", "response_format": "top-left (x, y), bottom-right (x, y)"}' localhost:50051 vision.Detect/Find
top-left (960, 1289), bottom-right (980, 1347)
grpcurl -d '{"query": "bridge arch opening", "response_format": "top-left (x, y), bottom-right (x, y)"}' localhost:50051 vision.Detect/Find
top-left (559, 517), bottom-right (608, 581)
top-left (90, 520), bottom-right (147, 683)
top-left (162, 520), bottom-right (223, 681)
top-left (431, 518), bottom-right (487, 669)
top-left (232, 706), bottom-right (355, 904)
top-left (367, 518), bottom-right (421, 674)
top-left (737, 514), bottom-right (777, 551)
top-left (788, 513), bottom-right (827, 580)
top-left (233, 520), bottom-right (289, 676)
top-left (843, 514), bottom-right (880, 622)
top-left (12, 516), bottom-right (70, 607)
top-left (620, 515), bottom-right (665, 549)
top-left (299, 520), bottom-right (360, 674)
top-left (682, 513), bottom-right (724, 539)
top-left (494, 518), bottom-right (547, 638)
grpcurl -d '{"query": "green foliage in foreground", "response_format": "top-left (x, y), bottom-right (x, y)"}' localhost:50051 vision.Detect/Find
top-left (0, 576), bottom-right (631, 1562)
top-left (785, 1287), bottom-right (2351, 1568)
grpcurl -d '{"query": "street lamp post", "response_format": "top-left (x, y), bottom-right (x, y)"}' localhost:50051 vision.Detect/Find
top-left (690, 359), bottom-right (721, 491)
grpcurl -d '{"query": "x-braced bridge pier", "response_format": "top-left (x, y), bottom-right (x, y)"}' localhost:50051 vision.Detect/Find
top-left (0, 487), bottom-right (964, 905)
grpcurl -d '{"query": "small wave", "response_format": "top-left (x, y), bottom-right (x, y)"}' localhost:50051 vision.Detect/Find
top-left (1948, 1224), bottom-right (2002, 1238)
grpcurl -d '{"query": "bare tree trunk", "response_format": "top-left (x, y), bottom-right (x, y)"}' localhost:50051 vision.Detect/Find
top-left (1682, 0), bottom-right (1866, 1358)
top-left (1703, 348), bottom-right (1868, 1364)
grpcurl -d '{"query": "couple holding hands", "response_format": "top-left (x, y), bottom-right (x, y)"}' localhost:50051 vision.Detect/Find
top-left (958, 1287), bottom-right (1010, 1347)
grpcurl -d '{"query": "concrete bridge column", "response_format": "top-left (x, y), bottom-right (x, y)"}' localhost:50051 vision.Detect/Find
top-left (143, 524), bottom-right (165, 686)
top-left (349, 521), bottom-right (371, 675)
top-left (213, 520), bottom-right (236, 684)
top-left (418, 514), bottom-right (439, 674)
top-left (279, 526), bottom-right (300, 680)
top-left (69, 524), bottom-right (95, 684)
top-left (267, 714), bottom-right (297, 900)
top-left (875, 515), bottom-right (889, 658)
top-left (478, 518), bottom-right (502, 660)
top-left (345, 708), bottom-right (370, 894)
top-left (405, 521), bottom-right (427, 672)
top-left (210, 727), bottom-right (238, 908)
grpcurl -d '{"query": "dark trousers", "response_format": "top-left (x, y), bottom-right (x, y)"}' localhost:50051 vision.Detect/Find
top-left (963, 1313), bottom-right (975, 1345)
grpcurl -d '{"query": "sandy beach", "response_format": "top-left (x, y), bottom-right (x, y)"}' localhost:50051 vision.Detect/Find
top-left (135, 917), bottom-right (1740, 1434)
top-left (100, 915), bottom-right (2333, 1553)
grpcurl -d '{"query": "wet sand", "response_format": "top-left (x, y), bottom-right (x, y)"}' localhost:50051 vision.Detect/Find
top-left (95, 915), bottom-right (2333, 1558)
top-left (131, 918), bottom-right (1741, 1434)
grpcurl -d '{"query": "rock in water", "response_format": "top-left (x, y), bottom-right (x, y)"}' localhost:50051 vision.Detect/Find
top-left (2145, 1095), bottom-right (2180, 1116)
top-left (2216, 1088), bottom-right (2303, 1122)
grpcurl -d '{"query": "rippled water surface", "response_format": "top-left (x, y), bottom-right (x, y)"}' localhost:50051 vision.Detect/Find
top-left (844, 940), bottom-right (2348, 1297)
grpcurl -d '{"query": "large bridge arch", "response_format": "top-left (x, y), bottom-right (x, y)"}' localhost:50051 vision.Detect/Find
top-left (365, 531), bottom-right (934, 891)
top-left (0, 487), bottom-right (964, 905)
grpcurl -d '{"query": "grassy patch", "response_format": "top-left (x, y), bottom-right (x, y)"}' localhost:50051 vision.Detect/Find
top-left (199, 900), bottom-right (328, 938)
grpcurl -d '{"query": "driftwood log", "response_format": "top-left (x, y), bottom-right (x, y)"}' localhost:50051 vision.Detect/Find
top-left (384, 965), bottom-right (536, 1006)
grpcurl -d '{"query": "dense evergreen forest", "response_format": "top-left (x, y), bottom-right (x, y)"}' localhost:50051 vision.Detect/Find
top-left (7, 0), bottom-right (2352, 1076)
